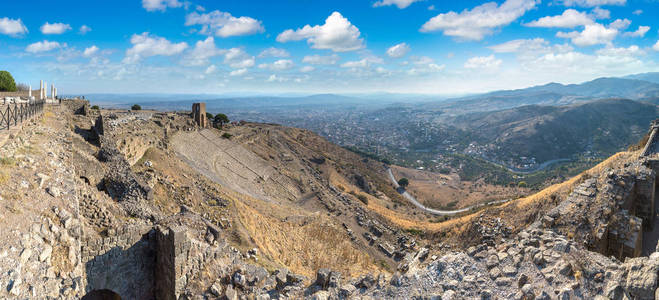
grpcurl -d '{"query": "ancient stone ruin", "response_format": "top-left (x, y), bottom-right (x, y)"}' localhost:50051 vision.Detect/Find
top-left (192, 102), bottom-right (207, 128)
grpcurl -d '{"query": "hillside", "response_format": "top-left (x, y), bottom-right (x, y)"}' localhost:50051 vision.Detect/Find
top-left (450, 99), bottom-right (659, 164)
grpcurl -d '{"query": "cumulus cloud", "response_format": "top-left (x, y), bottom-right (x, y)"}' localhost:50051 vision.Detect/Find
top-left (123, 33), bottom-right (188, 64)
top-left (40, 22), bottom-right (72, 34)
top-left (595, 45), bottom-right (643, 57)
top-left (230, 68), bottom-right (248, 76)
top-left (277, 12), bottom-right (364, 52)
top-left (489, 38), bottom-right (550, 53)
top-left (302, 54), bottom-right (340, 65)
top-left (559, 0), bottom-right (625, 7)
top-left (185, 10), bottom-right (264, 38)
top-left (181, 37), bottom-right (225, 66)
top-left (464, 55), bottom-right (502, 69)
top-left (373, 0), bottom-right (422, 9)
top-left (142, 0), bottom-right (182, 12)
top-left (340, 56), bottom-right (383, 68)
top-left (205, 65), bottom-right (217, 74)
top-left (258, 47), bottom-right (290, 58)
top-left (654, 41), bottom-right (659, 52)
top-left (223, 48), bottom-right (255, 68)
top-left (258, 59), bottom-right (294, 71)
top-left (300, 66), bottom-right (315, 73)
top-left (26, 40), bottom-right (63, 53)
top-left (624, 26), bottom-right (649, 38)
top-left (386, 43), bottom-right (410, 58)
top-left (609, 18), bottom-right (630, 30)
top-left (79, 25), bottom-right (92, 35)
top-left (0, 17), bottom-right (28, 36)
top-left (267, 74), bottom-right (287, 82)
top-left (556, 23), bottom-right (618, 46)
top-left (83, 46), bottom-right (99, 57)
top-left (591, 7), bottom-right (610, 19)
top-left (420, 0), bottom-right (539, 41)
top-left (525, 9), bottom-right (593, 28)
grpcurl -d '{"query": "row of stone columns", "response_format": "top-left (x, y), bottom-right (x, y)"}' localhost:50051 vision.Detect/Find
top-left (34, 80), bottom-right (57, 100)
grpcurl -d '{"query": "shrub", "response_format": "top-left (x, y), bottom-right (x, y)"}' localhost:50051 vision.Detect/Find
top-left (0, 71), bottom-right (17, 92)
top-left (398, 177), bottom-right (409, 188)
top-left (91, 105), bottom-right (100, 110)
top-left (357, 194), bottom-right (368, 204)
top-left (16, 83), bottom-right (29, 91)
top-left (518, 181), bottom-right (528, 188)
top-left (221, 132), bottom-right (233, 139)
top-left (131, 104), bottom-right (141, 110)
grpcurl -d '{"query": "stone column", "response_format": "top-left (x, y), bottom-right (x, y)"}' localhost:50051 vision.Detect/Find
top-left (40, 80), bottom-right (44, 100)
top-left (44, 81), bottom-right (47, 100)
top-left (28, 85), bottom-right (31, 98)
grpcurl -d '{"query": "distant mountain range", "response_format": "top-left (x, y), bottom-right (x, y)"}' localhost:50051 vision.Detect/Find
top-left (426, 73), bottom-right (659, 115)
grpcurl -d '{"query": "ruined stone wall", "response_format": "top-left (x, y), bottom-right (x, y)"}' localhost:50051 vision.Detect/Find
top-left (82, 224), bottom-right (156, 299)
top-left (62, 99), bottom-right (90, 115)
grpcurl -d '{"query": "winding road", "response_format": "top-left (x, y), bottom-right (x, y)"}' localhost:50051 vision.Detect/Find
top-left (386, 168), bottom-right (511, 216)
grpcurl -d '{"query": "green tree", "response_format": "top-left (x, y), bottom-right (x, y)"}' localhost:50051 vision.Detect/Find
top-left (398, 177), bottom-right (410, 188)
top-left (131, 104), bottom-right (141, 110)
top-left (206, 112), bottom-right (213, 120)
top-left (213, 113), bottom-right (230, 128)
top-left (0, 71), bottom-right (17, 92)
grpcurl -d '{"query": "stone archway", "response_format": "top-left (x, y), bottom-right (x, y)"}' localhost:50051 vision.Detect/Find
top-left (81, 289), bottom-right (121, 300)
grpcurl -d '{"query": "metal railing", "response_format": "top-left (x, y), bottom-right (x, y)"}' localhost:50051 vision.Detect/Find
top-left (0, 100), bottom-right (45, 130)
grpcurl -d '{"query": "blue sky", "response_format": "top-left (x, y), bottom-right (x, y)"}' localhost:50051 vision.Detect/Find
top-left (1, 0), bottom-right (659, 95)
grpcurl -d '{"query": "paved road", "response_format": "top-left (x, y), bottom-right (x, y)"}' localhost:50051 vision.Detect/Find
top-left (386, 168), bottom-right (510, 216)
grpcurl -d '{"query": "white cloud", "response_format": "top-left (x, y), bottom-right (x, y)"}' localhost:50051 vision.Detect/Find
top-left (230, 68), bottom-right (248, 76)
top-left (428, 5), bottom-right (436, 11)
top-left (591, 7), bottom-right (610, 19)
top-left (185, 10), bottom-right (264, 38)
top-left (181, 37), bottom-right (225, 66)
top-left (302, 54), bottom-right (340, 65)
top-left (407, 63), bottom-right (445, 75)
top-left (26, 40), bottom-right (62, 53)
top-left (300, 66), bottom-right (315, 73)
top-left (258, 47), bottom-right (290, 58)
top-left (123, 33), bottom-right (188, 64)
top-left (340, 56), bottom-right (383, 68)
top-left (489, 38), bottom-right (550, 53)
top-left (40, 22), bottom-right (72, 34)
top-left (373, 0), bottom-right (422, 9)
top-left (0, 17), bottom-right (28, 36)
top-left (556, 23), bottom-right (618, 46)
top-left (420, 0), bottom-right (539, 41)
top-left (525, 9), bottom-right (593, 28)
top-left (624, 26), bottom-right (650, 38)
top-left (632, 9), bottom-right (642, 15)
top-left (277, 12), bottom-right (364, 52)
top-left (559, 0), bottom-right (625, 7)
top-left (83, 46), bottom-right (99, 57)
top-left (79, 25), bottom-right (92, 35)
top-left (205, 65), bottom-right (217, 74)
top-left (223, 48), bottom-right (255, 68)
top-left (654, 41), bottom-right (659, 52)
top-left (386, 43), bottom-right (411, 58)
top-left (464, 55), bottom-right (502, 69)
top-left (142, 0), bottom-right (182, 12)
top-left (267, 74), bottom-right (287, 82)
top-left (609, 18), bottom-right (630, 30)
top-left (595, 45), bottom-right (643, 57)
top-left (258, 59), bottom-right (294, 71)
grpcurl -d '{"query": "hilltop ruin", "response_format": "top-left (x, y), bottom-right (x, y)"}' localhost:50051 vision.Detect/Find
top-left (0, 100), bottom-right (658, 299)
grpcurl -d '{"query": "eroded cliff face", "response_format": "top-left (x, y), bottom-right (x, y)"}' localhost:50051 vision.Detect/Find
top-left (1, 100), bottom-right (658, 300)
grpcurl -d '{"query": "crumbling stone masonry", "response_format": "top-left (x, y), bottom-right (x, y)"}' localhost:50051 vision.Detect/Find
top-left (192, 102), bottom-right (207, 128)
